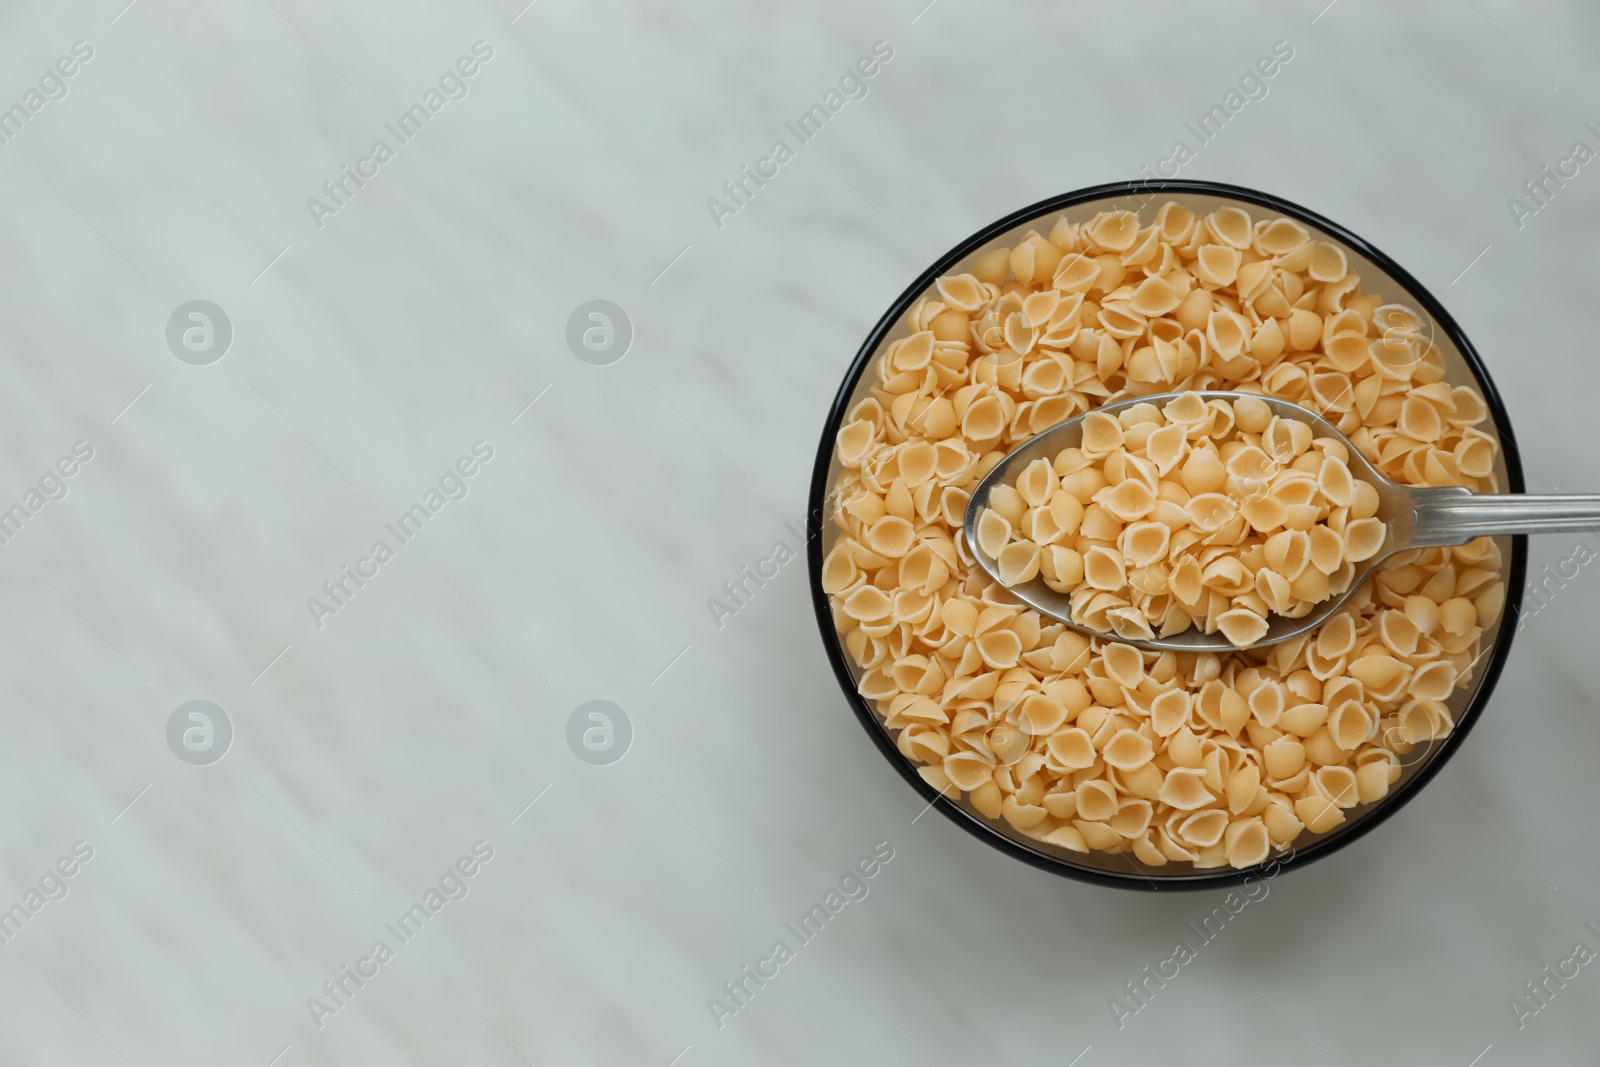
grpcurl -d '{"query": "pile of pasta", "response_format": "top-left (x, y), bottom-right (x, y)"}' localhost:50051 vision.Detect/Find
top-left (823, 201), bottom-right (1507, 870)
top-left (975, 392), bottom-right (1389, 647)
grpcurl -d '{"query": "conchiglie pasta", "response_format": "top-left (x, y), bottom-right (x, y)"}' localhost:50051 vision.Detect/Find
top-left (1159, 768), bottom-right (1216, 811)
top-left (979, 391), bottom-right (1386, 645)
top-left (825, 200), bottom-right (1504, 871)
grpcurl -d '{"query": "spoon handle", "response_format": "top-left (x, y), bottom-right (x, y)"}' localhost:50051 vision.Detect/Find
top-left (1410, 489), bottom-right (1600, 545)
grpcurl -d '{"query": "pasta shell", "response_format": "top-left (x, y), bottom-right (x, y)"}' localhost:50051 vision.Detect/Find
top-left (943, 752), bottom-right (995, 792)
top-left (1052, 253), bottom-right (1100, 295)
top-left (1261, 802), bottom-right (1304, 846)
top-left (1185, 492), bottom-right (1238, 532)
top-left (1072, 779), bottom-right (1118, 823)
top-left (1225, 764), bottom-right (1261, 814)
top-left (1088, 210), bottom-right (1141, 251)
top-left (1195, 243), bottom-right (1241, 287)
top-left (1216, 609), bottom-right (1270, 647)
top-left (961, 395), bottom-right (1006, 441)
top-left (1001, 795), bottom-right (1049, 829)
top-left (1328, 701), bottom-right (1372, 751)
top-left (1236, 259), bottom-right (1274, 303)
top-left (1342, 517), bottom-right (1387, 562)
top-left (989, 723), bottom-right (1031, 765)
top-left (935, 273), bottom-right (985, 312)
top-left (976, 629), bottom-right (1022, 669)
top-left (1279, 702), bottom-right (1329, 738)
top-left (1102, 728), bottom-right (1155, 771)
top-left (1350, 654), bottom-right (1411, 701)
top-left (1263, 736), bottom-right (1306, 779)
top-left (1255, 567), bottom-right (1293, 613)
top-left (1259, 218), bottom-right (1309, 255)
top-left (1150, 688), bottom-right (1191, 736)
top-left (1307, 241), bottom-right (1347, 283)
top-left (1083, 546), bottom-right (1127, 591)
top-left (1157, 201), bottom-right (1197, 244)
top-left (1018, 694), bottom-right (1068, 737)
top-left (1108, 608), bottom-right (1156, 641)
top-left (1111, 799), bottom-right (1155, 839)
top-left (842, 585), bottom-right (892, 622)
top-left (895, 442), bottom-right (937, 488)
top-left (976, 508), bottom-right (1011, 560)
top-left (1355, 761), bottom-right (1393, 804)
top-left (837, 419), bottom-right (876, 465)
top-left (1076, 821), bottom-right (1123, 851)
top-left (1015, 458), bottom-right (1056, 507)
top-left (1080, 410), bottom-right (1124, 453)
top-left (821, 543), bottom-right (858, 595)
top-left (1223, 817), bottom-right (1271, 867)
top-left (1180, 449), bottom-right (1228, 495)
top-left (1178, 809), bottom-right (1229, 848)
top-left (1206, 309), bottom-right (1251, 360)
top-left (996, 542), bottom-right (1041, 586)
top-left (1158, 767), bottom-right (1216, 811)
top-left (1044, 825), bottom-right (1089, 853)
top-left (1264, 529), bottom-right (1311, 580)
top-left (1131, 275), bottom-right (1184, 317)
top-left (1121, 521), bottom-right (1171, 568)
top-left (1208, 207), bottom-right (1254, 249)
top-left (1294, 794), bottom-right (1345, 834)
top-left (1242, 495), bottom-right (1288, 534)
top-left (1100, 642), bottom-right (1145, 689)
top-left (1046, 728), bottom-right (1097, 771)
top-left (867, 516), bottom-right (916, 558)
top-left (890, 332), bottom-right (936, 373)
top-left (1099, 478), bottom-right (1157, 522)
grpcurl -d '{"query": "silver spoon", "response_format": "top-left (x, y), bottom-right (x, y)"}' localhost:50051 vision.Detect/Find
top-left (964, 389), bottom-right (1600, 652)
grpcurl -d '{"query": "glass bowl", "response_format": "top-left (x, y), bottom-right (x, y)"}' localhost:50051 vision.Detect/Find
top-left (806, 179), bottom-right (1528, 890)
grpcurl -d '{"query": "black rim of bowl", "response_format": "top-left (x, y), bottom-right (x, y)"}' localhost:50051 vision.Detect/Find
top-left (806, 178), bottom-right (1528, 891)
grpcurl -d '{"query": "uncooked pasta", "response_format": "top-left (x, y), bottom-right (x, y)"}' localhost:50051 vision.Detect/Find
top-left (824, 200), bottom-right (1505, 870)
top-left (975, 392), bottom-right (1388, 646)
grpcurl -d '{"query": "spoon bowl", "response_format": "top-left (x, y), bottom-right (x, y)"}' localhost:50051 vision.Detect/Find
top-left (964, 389), bottom-right (1600, 652)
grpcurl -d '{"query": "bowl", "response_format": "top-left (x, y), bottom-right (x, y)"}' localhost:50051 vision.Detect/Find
top-left (806, 179), bottom-right (1527, 890)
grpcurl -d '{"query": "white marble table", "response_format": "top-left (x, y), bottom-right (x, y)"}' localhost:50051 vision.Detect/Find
top-left (2, 0), bottom-right (1598, 1063)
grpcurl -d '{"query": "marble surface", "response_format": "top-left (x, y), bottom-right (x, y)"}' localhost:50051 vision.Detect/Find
top-left (2, 0), bottom-right (1600, 1063)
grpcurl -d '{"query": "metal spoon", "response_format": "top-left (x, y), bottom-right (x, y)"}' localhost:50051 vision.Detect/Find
top-left (964, 389), bottom-right (1600, 652)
